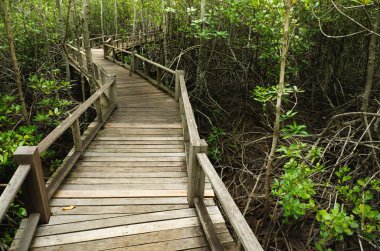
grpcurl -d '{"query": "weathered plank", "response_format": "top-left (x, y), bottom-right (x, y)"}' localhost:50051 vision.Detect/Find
top-left (49, 198), bottom-right (215, 206)
top-left (30, 224), bottom-right (230, 251)
top-left (30, 215), bottom-right (225, 247)
top-left (50, 204), bottom-right (190, 215)
top-left (35, 207), bottom-right (220, 236)
top-left (53, 189), bottom-right (215, 198)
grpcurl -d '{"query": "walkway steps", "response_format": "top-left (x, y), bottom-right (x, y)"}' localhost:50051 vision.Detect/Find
top-left (11, 49), bottom-right (235, 250)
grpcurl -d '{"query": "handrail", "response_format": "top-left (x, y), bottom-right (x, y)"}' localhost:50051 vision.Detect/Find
top-left (38, 78), bottom-right (115, 153)
top-left (102, 38), bottom-right (263, 250)
top-left (103, 39), bottom-right (175, 96)
top-left (178, 74), bottom-right (200, 142)
top-left (197, 153), bottom-right (264, 251)
top-left (0, 165), bottom-right (31, 223)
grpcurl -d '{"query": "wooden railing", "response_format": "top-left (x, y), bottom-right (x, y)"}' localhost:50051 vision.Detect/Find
top-left (0, 42), bottom-right (117, 250)
top-left (103, 41), bottom-right (175, 97)
top-left (104, 40), bottom-right (263, 251)
top-left (110, 31), bottom-right (158, 49)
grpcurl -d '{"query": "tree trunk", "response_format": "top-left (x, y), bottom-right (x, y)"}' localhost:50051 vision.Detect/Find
top-left (1, 0), bottom-right (29, 122)
top-left (133, 0), bottom-right (137, 36)
top-left (162, 0), bottom-right (168, 66)
top-left (114, 0), bottom-right (118, 38)
top-left (39, 0), bottom-right (49, 55)
top-left (264, 0), bottom-right (292, 209)
top-left (56, 0), bottom-right (71, 82)
top-left (361, 11), bottom-right (380, 113)
top-left (194, 0), bottom-right (206, 95)
top-left (82, 0), bottom-right (96, 92)
top-left (100, 0), bottom-right (105, 42)
top-left (322, 41), bottom-right (335, 108)
top-left (140, 0), bottom-right (146, 34)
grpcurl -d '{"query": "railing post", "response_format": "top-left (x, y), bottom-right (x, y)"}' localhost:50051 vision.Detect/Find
top-left (13, 146), bottom-right (51, 224)
top-left (95, 97), bottom-right (104, 125)
top-left (120, 51), bottom-right (124, 67)
top-left (112, 47), bottom-right (116, 62)
top-left (110, 75), bottom-right (118, 107)
top-left (71, 119), bottom-right (83, 156)
top-left (175, 70), bottom-right (184, 102)
top-left (156, 67), bottom-right (161, 85)
top-left (100, 70), bottom-right (106, 86)
top-left (187, 139), bottom-right (208, 207)
top-left (144, 62), bottom-right (148, 77)
top-left (130, 50), bottom-right (136, 77)
top-left (103, 43), bottom-right (108, 59)
top-left (93, 64), bottom-right (99, 80)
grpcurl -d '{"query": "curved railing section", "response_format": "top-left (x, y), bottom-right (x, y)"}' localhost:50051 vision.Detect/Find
top-left (104, 39), bottom-right (263, 251)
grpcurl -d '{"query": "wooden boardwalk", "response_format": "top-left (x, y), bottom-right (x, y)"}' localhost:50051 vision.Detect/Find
top-left (11, 49), bottom-right (235, 250)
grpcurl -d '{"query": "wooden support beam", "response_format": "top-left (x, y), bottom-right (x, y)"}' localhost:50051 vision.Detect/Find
top-left (71, 118), bottom-right (83, 156)
top-left (110, 77), bottom-right (118, 107)
top-left (156, 66), bottom-right (161, 85)
top-left (100, 70), bottom-right (106, 85)
top-left (95, 97), bottom-right (104, 125)
top-left (193, 197), bottom-right (224, 251)
top-left (13, 146), bottom-right (51, 223)
top-left (175, 70), bottom-right (184, 102)
top-left (130, 51), bottom-right (136, 77)
top-left (187, 139), bottom-right (208, 207)
top-left (93, 63), bottom-right (99, 80)
top-left (16, 213), bottom-right (40, 251)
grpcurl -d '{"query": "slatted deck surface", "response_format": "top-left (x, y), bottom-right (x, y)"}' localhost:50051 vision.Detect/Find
top-left (12, 49), bottom-right (235, 250)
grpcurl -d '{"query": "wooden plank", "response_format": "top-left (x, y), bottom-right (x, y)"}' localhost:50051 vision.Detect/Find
top-left (68, 171), bottom-right (187, 178)
top-left (35, 207), bottom-right (220, 237)
top-left (194, 198), bottom-right (224, 251)
top-left (16, 213), bottom-right (40, 251)
top-left (83, 152), bottom-right (186, 157)
top-left (30, 224), bottom-right (229, 251)
top-left (86, 144), bottom-right (183, 149)
top-left (77, 156), bottom-right (185, 162)
top-left (53, 189), bottom-right (215, 198)
top-left (76, 161), bottom-right (185, 167)
top-left (90, 140), bottom-right (183, 145)
top-left (197, 153), bottom-right (263, 251)
top-left (58, 183), bottom-right (211, 190)
top-left (0, 164), bottom-right (30, 223)
top-left (41, 214), bottom-right (129, 226)
top-left (30, 214), bottom-right (225, 247)
top-left (49, 198), bottom-right (215, 206)
top-left (109, 233), bottom-right (233, 251)
top-left (98, 128), bottom-right (182, 134)
top-left (94, 136), bottom-right (184, 141)
top-left (85, 148), bottom-right (184, 153)
top-left (50, 204), bottom-right (190, 215)
top-left (64, 177), bottom-right (188, 184)
top-left (88, 122), bottom-right (182, 128)
top-left (73, 166), bottom-right (186, 172)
